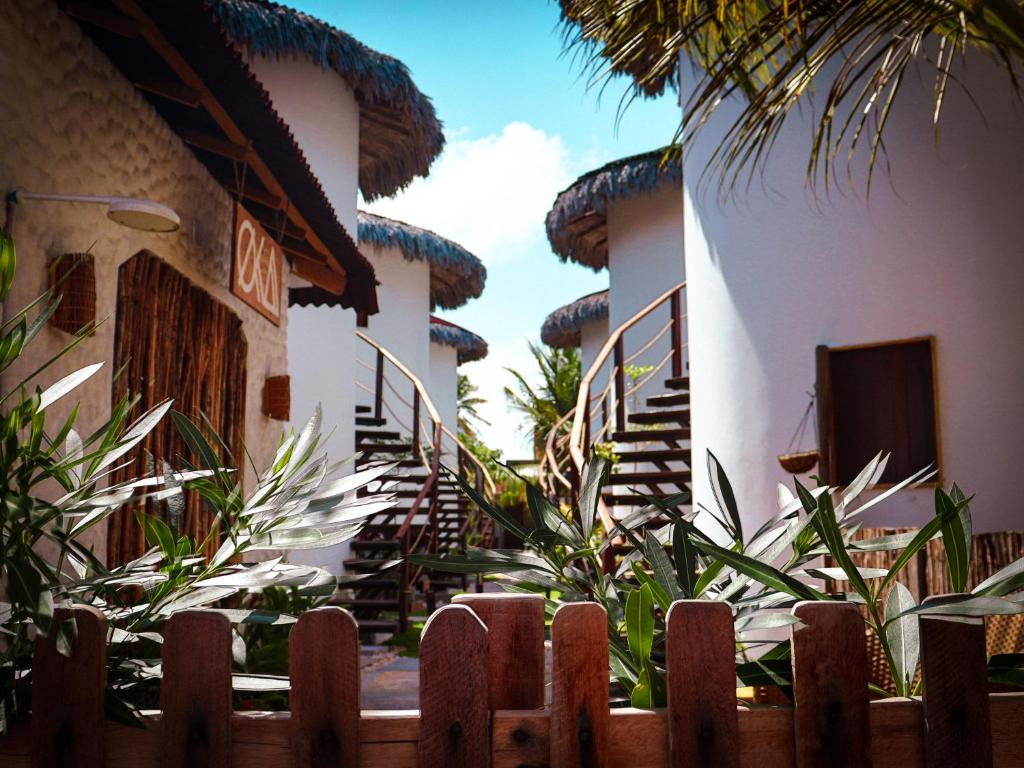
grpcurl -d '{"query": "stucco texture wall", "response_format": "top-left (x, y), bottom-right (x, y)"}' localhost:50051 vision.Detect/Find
top-left (0, 0), bottom-right (291, 563)
top-left (683, 55), bottom-right (1024, 534)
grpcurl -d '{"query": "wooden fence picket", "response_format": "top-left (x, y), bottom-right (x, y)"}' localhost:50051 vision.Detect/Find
top-left (790, 601), bottom-right (871, 768)
top-left (919, 595), bottom-right (993, 768)
top-left (30, 605), bottom-right (106, 768)
top-left (159, 610), bottom-right (232, 768)
top-left (452, 593), bottom-right (546, 710)
top-left (290, 607), bottom-right (361, 768)
top-left (550, 602), bottom-right (610, 768)
top-left (418, 603), bottom-right (490, 767)
top-left (666, 600), bottom-right (740, 767)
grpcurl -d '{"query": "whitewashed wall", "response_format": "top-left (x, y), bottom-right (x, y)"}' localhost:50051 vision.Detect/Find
top-left (683, 56), bottom-right (1024, 534)
top-left (605, 185), bottom-right (686, 426)
top-left (357, 245), bottom-right (432, 435)
top-left (0, 0), bottom-right (291, 564)
top-left (247, 49), bottom-right (363, 571)
top-left (429, 341), bottom-right (460, 458)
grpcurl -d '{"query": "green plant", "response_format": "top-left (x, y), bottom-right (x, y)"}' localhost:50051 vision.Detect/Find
top-left (457, 373), bottom-right (489, 440)
top-left (505, 342), bottom-right (581, 458)
top-left (0, 235), bottom-right (397, 731)
top-left (415, 452), bottom-right (1024, 705)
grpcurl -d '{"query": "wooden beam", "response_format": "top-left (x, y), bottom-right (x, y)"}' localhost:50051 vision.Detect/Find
top-left (64, 1), bottom-right (139, 38)
top-left (177, 129), bottom-right (248, 162)
top-left (111, 0), bottom-right (345, 281)
top-left (133, 76), bottom-right (200, 108)
top-left (229, 184), bottom-right (282, 211)
top-left (287, 252), bottom-right (347, 296)
top-left (248, 209), bottom-right (305, 241)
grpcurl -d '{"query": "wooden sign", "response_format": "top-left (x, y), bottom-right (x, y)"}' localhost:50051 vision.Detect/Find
top-left (232, 203), bottom-right (282, 325)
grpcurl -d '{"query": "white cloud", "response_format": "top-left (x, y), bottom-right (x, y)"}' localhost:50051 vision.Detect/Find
top-left (365, 122), bottom-right (573, 263)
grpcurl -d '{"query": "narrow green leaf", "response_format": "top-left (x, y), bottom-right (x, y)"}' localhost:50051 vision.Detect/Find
top-left (631, 563), bottom-right (672, 612)
top-left (708, 450), bottom-right (742, 542)
top-left (643, 531), bottom-right (684, 601)
top-left (884, 582), bottom-right (919, 696)
top-left (937, 488), bottom-right (969, 593)
top-left (692, 539), bottom-right (825, 601)
top-left (672, 520), bottom-right (697, 598)
top-left (578, 456), bottom-right (608, 539)
top-left (625, 583), bottom-right (655, 667)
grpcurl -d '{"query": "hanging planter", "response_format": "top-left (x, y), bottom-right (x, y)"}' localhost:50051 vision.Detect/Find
top-left (778, 390), bottom-right (819, 474)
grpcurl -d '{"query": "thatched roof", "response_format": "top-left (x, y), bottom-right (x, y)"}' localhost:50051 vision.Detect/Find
top-left (210, 0), bottom-right (444, 201)
top-left (359, 212), bottom-right (486, 310)
top-left (541, 289), bottom-right (609, 348)
top-left (546, 148), bottom-right (682, 270)
top-left (430, 316), bottom-right (488, 364)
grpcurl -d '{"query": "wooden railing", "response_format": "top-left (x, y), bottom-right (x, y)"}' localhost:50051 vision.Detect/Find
top-left (356, 332), bottom-right (496, 622)
top-left (538, 282), bottom-right (687, 512)
top-left (6, 595), bottom-right (1021, 767)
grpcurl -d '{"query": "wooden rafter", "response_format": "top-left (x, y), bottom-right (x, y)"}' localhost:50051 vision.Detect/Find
top-left (108, 0), bottom-right (346, 292)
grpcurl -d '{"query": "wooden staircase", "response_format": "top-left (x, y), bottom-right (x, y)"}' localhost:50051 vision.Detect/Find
top-left (332, 337), bottom-right (496, 638)
top-left (602, 374), bottom-right (692, 525)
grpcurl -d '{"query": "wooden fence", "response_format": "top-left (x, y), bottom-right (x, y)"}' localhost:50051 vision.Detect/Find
top-left (1, 593), bottom-right (1021, 768)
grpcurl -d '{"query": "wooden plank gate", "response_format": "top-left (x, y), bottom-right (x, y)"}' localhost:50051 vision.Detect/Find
top-left (1, 593), bottom-right (1021, 767)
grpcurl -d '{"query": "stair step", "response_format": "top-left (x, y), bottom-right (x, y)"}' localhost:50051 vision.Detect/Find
top-left (355, 405), bottom-right (372, 414)
top-left (604, 493), bottom-right (688, 508)
top-left (358, 443), bottom-right (413, 454)
top-left (356, 416), bottom-right (389, 427)
top-left (614, 448), bottom-right (691, 463)
top-left (628, 408), bottom-right (689, 425)
top-left (344, 558), bottom-right (400, 572)
top-left (346, 577), bottom-right (399, 588)
top-left (606, 471), bottom-right (691, 486)
top-left (361, 488), bottom-right (460, 499)
top-left (350, 539), bottom-right (402, 551)
top-left (612, 427), bottom-right (691, 443)
top-left (647, 392), bottom-right (690, 408)
top-left (356, 429), bottom-right (400, 442)
top-left (664, 376), bottom-right (690, 390)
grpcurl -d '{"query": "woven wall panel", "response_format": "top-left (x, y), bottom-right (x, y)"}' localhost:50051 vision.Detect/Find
top-left (48, 253), bottom-right (96, 335)
top-left (107, 250), bottom-right (247, 566)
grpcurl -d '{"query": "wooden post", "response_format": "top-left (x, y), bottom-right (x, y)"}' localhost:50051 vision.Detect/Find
top-left (418, 605), bottom-right (490, 767)
top-left (670, 289), bottom-right (683, 378)
top-left (550, 602), bottom-right (610, 768)
top-left (374, 349), bottom-right (384, 421)
top-left (614, 338), bottom-right (626, 435)
top-left (412, 390), bottom-right (421, 455)
top-left (666, 601), bottom-right (740, 767)
top-left (452, 593), bottom-right (546, 710)
top-left (814, 345), bottom-right (833, 484)
top-left (290, 608), bottom-right (361, 768)
top-left (160, 610), bottom-right (232, 768)
top-left (31, 605), bottom-right (106, 768)
top-left (920, 596), bottom-right (993, 768)
top-left (790, 602), bottom-right (871, 768)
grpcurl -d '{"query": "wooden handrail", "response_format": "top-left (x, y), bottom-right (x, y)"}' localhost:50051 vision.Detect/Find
top-left (440, 423), bottom-right (497, 498)
top-left (568, 281), bottom-right (687, 474)
top-left (356, 331), bottom-right (443, 424)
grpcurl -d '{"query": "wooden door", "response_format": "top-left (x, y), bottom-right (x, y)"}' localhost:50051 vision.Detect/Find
top-left (107, 250), bottom-right (247, 566)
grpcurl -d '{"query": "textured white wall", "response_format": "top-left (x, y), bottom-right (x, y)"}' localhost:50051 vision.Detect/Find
top-left (246, 53), bottom-right (360, 234)
top-left (358, 244), bottom-right (432, 430)
top-left (0, 0), bottom-right (291, 563)
top-left (429, 342), bottom-right (460, 458)
top-left (683, 56), bottom-right (1024, 534)
top-left (606, 186), bottom-right (686, 421)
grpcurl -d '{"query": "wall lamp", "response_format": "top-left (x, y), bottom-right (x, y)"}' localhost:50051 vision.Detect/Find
top-left (5, 190), bottom-right (181, 233)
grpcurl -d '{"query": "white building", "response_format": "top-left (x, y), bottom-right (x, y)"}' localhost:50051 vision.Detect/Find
top-left (681, 56), bottom-right (1024, 534)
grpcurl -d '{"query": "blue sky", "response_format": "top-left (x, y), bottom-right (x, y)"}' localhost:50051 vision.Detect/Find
top-left (296, 1), bottom-right (681, 457)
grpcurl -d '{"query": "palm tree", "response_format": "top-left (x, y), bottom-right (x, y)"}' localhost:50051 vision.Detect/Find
top-left (559, 1), bottom-right (1024, 194)
top-left (457, 373), bottom-right (489, 439)
top-left (504, 342), bottom-right (581, 458)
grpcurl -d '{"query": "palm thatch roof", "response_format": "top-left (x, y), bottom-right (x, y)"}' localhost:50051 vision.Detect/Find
top-left (430, 316), bottom-right (488, 364)
top-left (540, 289), bottom-right (609, 348)
top-left (210, 0), bottom-right (444, 201)
top-left (359, 211), bottom-right (486, 310)
top-left (546, 148), bottom-right (682, 270)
